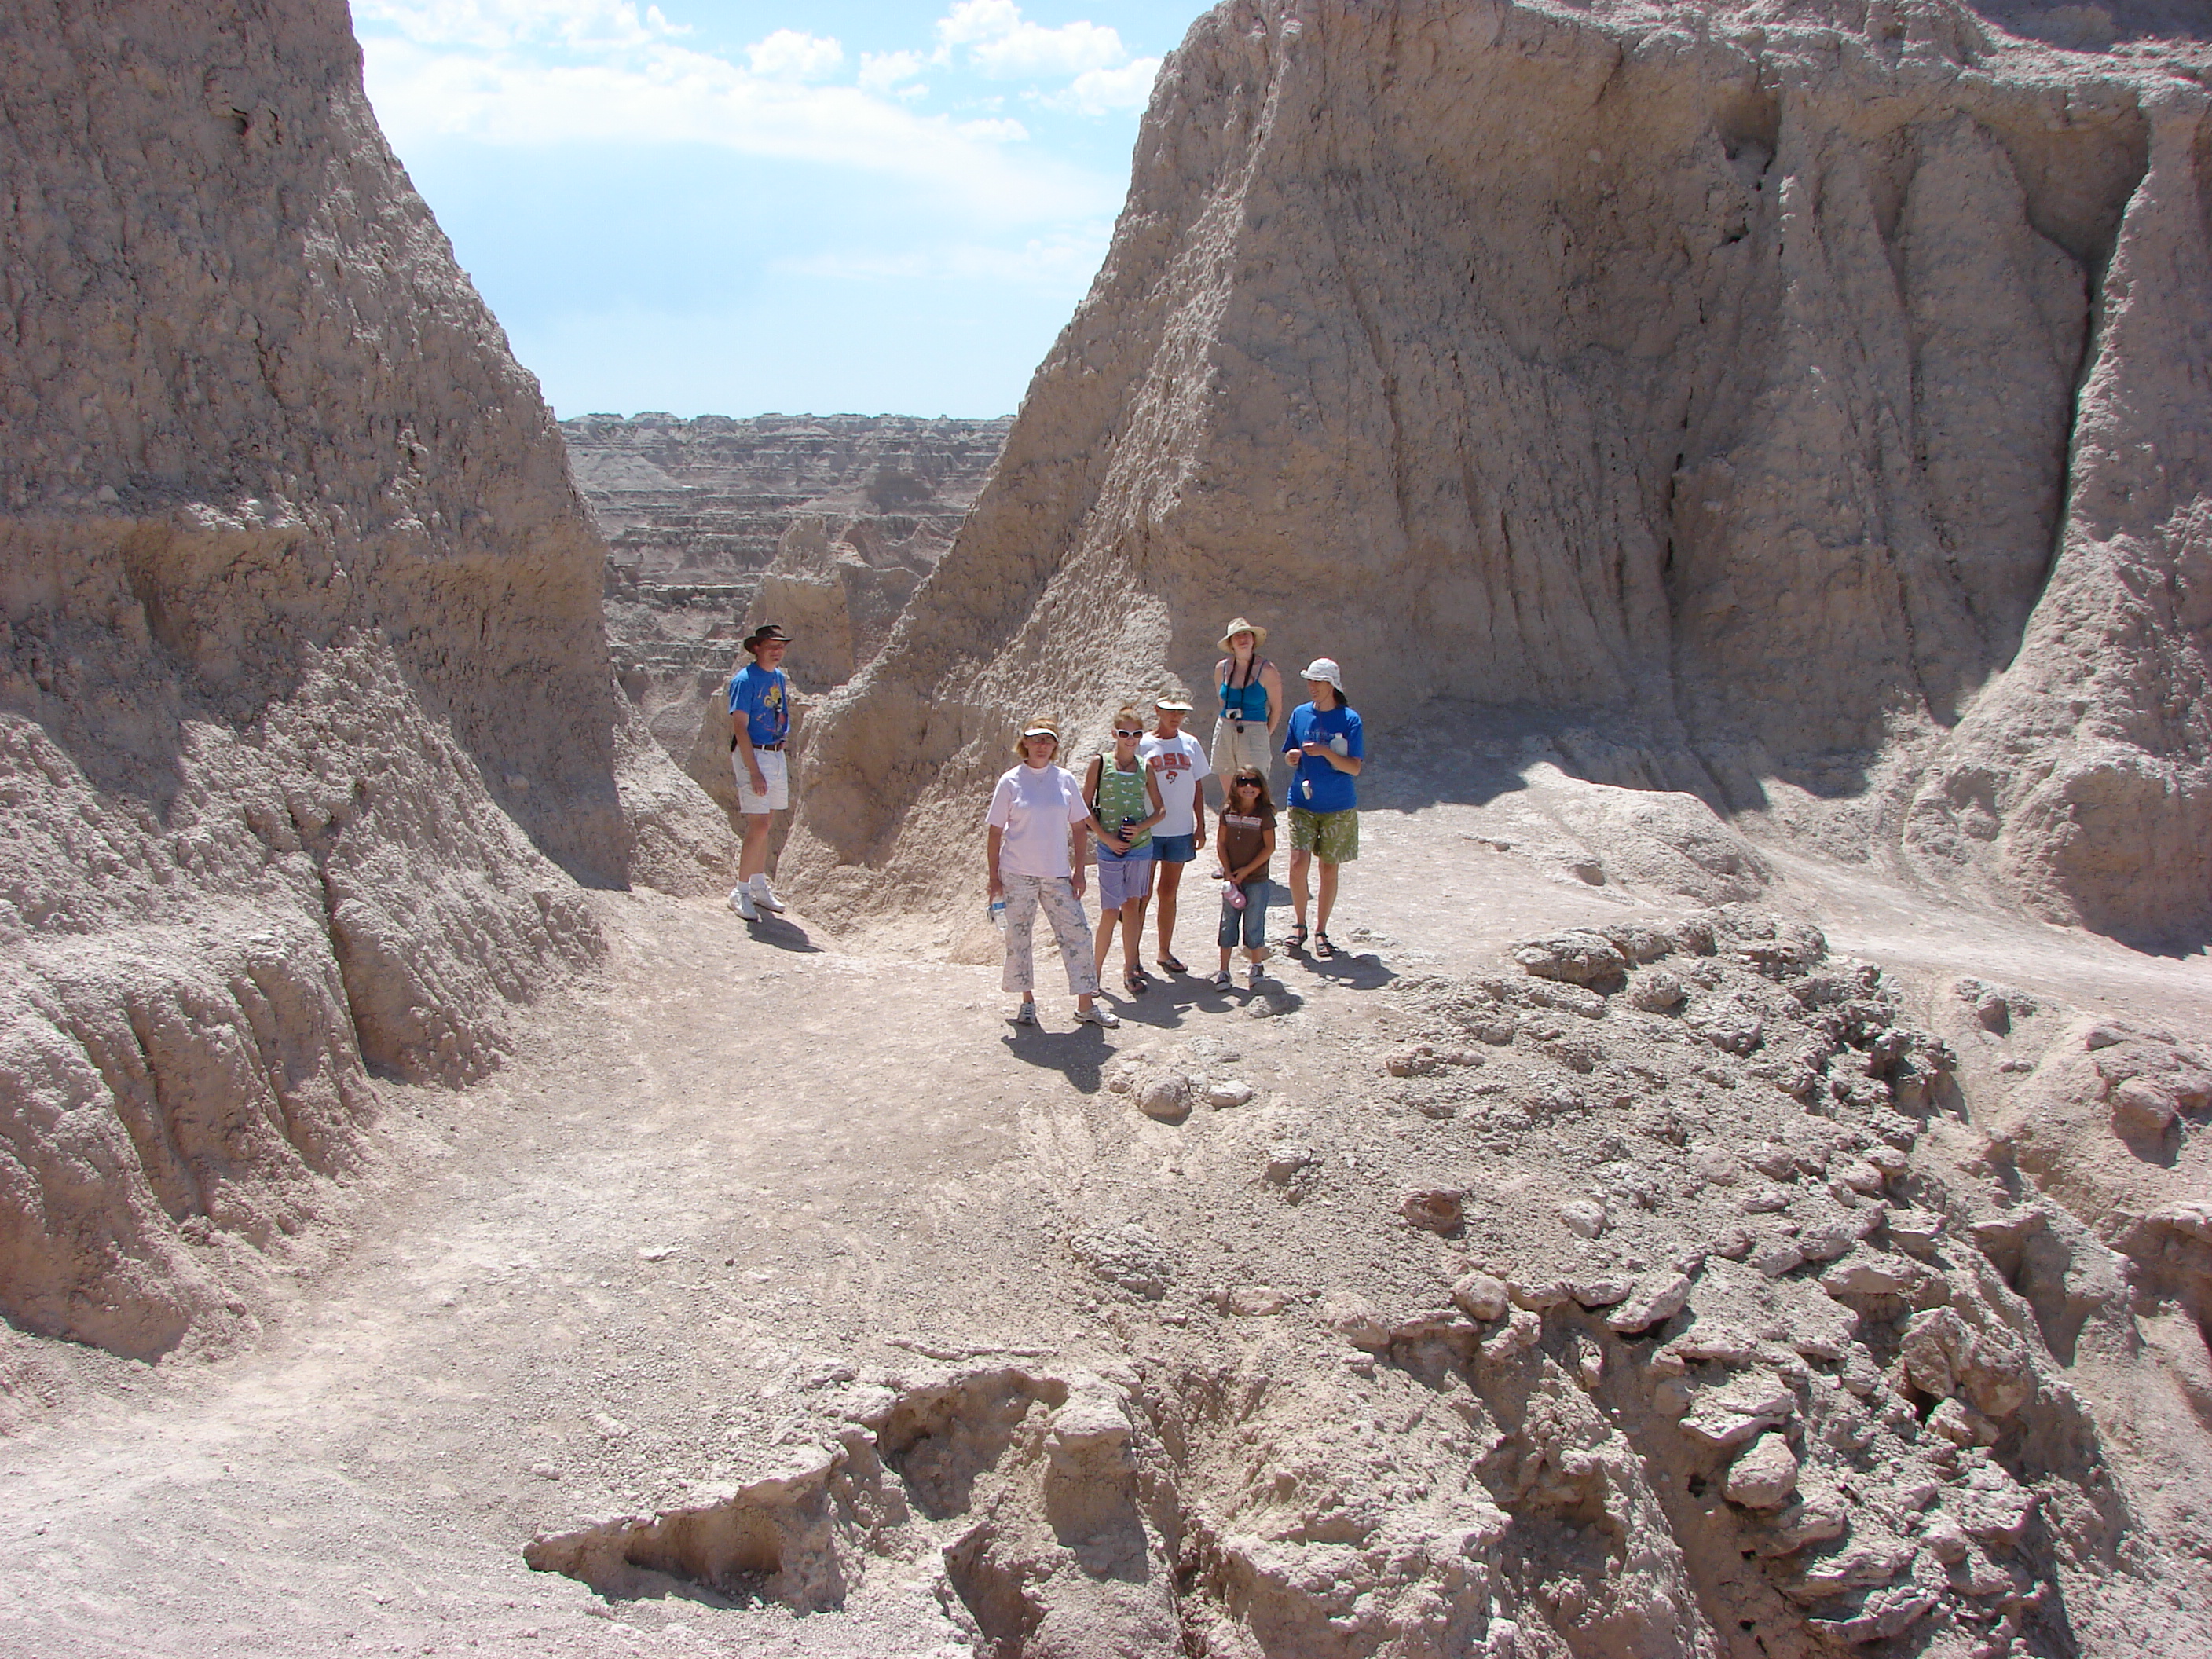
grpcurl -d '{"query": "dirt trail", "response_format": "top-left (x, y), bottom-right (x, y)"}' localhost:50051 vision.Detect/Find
top-left (2, 773), bottom-right (2207, 1657)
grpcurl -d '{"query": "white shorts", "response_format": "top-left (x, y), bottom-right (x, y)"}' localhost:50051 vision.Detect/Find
top-left (734, 747), bottom-right (789, 814)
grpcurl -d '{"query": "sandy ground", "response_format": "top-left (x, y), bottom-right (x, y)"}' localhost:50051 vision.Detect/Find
top-left (3, 760), bottom-right (2208, 1659)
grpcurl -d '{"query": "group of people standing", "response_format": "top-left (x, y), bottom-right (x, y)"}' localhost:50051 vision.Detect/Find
top-left (983, 618), bottom-right (1364, 1030)
top-left (721, 615), bottom-right (1367, 1033)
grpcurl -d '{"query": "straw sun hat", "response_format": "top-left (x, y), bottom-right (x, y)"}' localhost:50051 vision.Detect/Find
top-left (1218, 617), bottom-right (1268, 652)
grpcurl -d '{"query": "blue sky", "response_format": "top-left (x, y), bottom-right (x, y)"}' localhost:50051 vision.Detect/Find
top-left (357, 1), bottom-right (1214, 418)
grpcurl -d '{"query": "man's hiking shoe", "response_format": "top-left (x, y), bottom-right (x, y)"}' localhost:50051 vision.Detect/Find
top-left (1014, 1002), bottom-right (1039, 1026)
top-left (751, 879), bottom-right (786, 914)
top-left (730, 887), bottom-right (759, 921)
top-left (1075, 1003), bottom-right (1121, 1028)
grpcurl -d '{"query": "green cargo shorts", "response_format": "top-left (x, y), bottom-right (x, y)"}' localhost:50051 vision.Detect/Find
top-left (1287, 805), bottom-right (1359, 863)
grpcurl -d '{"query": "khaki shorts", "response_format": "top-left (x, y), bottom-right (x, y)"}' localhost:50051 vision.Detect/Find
top-left (734, 747), bottom-right (789, 813)
top-left (1287, 805), bottom-right (1358, 863)
top-left (1210, 717), bottom-right (1275, 782)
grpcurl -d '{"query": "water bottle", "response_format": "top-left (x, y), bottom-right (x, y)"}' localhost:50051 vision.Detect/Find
top-left (989, 898), bottom-right (1008, 931)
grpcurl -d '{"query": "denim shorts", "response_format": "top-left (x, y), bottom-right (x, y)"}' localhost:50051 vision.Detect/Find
top-left (1096, 843), bottom-right (1155, 910)
top-left (1218, 881), bottom-right (1268, 949)
top-left (1151, 832), bottom-right (1197, 864)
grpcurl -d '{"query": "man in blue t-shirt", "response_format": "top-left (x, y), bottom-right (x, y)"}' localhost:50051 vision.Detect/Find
top-left (727, 623), bottom-right (793, 921)
top-left (1281, 656), bottom-right (1364, 961)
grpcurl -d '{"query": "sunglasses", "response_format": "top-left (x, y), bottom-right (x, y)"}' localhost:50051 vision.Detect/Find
top-left (1114, 728), bottom-right (1143, 738)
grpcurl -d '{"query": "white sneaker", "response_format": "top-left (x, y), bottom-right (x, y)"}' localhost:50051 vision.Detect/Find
top-left (750, 877), bottom-right (786, 913)
top-left (730, 886), bottom-right (758, 921)
top-left (1014, 1002), bottom-right (1039, 1026)
top-left (1210, 969), bottom-right (1232, 990)
top-left (1075, 1003), bottom-right (1121, 1028)
top-left (1247, 962), bottom-right (1264, 987)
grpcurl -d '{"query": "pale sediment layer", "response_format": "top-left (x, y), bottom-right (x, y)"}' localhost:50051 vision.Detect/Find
top-left (789, 0), bottom-right (2212, 947)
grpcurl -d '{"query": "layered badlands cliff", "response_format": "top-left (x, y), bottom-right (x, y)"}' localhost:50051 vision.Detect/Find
top-left (5, 1), bottom-right (2212, 1657)
top-left (788, 0), bottom-right (2212, 951)
top-left (0, 0), bottom-right (731, 1357)
top-left (567, 412), bottom-right (1009, 815)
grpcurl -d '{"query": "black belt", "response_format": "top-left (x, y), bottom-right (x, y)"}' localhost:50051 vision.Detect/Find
top-left (755, 742), bottom-right (786, 752)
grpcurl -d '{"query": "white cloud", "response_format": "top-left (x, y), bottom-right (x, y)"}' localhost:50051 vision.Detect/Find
top-left (1060, 57), bottom-right (1161, 115)
top-left (775, 229), bottom-right (1109, 290)
top-left (354, 0), bottom-right (672, 53)
top-left (936, 0), bottom-right (1127, 80)
top-left (958, 116), bottom-right (1030, 142)
top-left (857, 49), bottom-right (926, 93)
top-left (745, 28), bottom-right (842, 81)
top-left (358, 24), bottom-right (1120, 224)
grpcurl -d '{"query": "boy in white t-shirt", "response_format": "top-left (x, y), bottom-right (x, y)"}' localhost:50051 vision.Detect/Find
top-left (1137, 694), bottom-right (1211, 975)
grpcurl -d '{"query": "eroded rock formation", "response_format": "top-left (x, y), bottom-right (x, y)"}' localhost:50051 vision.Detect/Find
top-left (571, 413), bottom-right (1009, 815)
top-left (525, 910), bottom-right (2212, 1654)
top-left (787, 0), bottom-right (2212, 946)
top-left (0, 0), bottom-right (730, 1355)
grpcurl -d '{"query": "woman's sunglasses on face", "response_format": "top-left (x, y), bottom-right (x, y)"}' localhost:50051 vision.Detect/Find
top-left (1115, 728), bottom-right (1143, 738)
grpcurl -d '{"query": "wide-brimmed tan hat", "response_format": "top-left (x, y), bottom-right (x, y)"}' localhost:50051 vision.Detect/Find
top-left (1153, 693), bottom-right (1195, 712)
top-left (1219, 617), bottom-right (1268, 652)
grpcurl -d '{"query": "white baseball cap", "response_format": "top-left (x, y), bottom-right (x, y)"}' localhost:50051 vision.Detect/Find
top-left (1301, 657), bottom-right (1342, 689)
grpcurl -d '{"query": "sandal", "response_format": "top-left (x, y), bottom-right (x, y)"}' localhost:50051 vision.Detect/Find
top-left (1156, 955), bottom-right (1189, 976)
top-left (1122, 968), bottom-right (1148, 995)
top-left (1287, 923), bottom-right (1309, 954)
top-left (1313, 932), bottom-right (1336, 960)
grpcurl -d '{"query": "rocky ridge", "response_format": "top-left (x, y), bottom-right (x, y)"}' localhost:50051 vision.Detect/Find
top-left (0, 0), bottom-right (731, 1357)
top-left (519, 908), bottom-right (2212, 1656)
top-left (786, 0), bottom-right (2212, 948)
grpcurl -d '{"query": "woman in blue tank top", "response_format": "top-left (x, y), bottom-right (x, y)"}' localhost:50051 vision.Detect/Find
top-left (1210, 617), bottom-right (1284, 804)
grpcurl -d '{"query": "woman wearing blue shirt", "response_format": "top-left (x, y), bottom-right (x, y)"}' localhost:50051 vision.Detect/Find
top-left (1281, 657), bottom-right (1364, 960)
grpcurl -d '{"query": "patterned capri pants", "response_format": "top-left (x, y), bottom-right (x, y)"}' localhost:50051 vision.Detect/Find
top-left (1001, 873), bottom-right (1101, 997)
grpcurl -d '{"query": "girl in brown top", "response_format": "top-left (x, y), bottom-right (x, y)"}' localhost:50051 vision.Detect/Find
top-left (1211, 767), bottom-right (1277, 990)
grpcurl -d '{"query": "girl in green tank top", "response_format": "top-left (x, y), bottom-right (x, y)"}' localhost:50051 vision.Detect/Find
top-left (1084, 708), bottom-right (1167, 995)
top-left (1093, 751), bottom-right (1155, 850)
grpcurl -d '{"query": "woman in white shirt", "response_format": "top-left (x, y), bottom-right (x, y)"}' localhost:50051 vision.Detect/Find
top-left (987, 717), bottom-right (1120, 1028)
